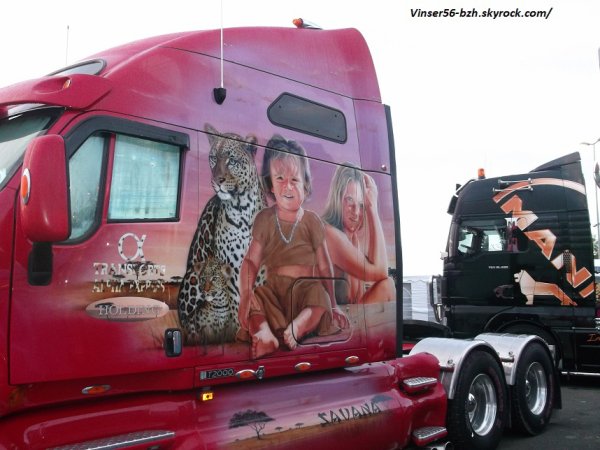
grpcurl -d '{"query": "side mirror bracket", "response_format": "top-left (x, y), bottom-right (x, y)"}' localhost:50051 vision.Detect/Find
top-left (28, 242), bottom-right (53, 286)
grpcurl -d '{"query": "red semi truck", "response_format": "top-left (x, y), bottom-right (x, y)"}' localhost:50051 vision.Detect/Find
top-left (0, 22), bottom-right (558, 449)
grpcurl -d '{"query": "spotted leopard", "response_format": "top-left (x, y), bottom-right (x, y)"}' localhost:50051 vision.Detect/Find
top-left (177, 123), bottom-right (267, 344)
top-left (180, 255), bottom-right (238, 345)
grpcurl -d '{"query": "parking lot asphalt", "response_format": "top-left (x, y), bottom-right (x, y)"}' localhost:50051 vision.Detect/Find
top-left (498, 375), bottom-right (600, 450)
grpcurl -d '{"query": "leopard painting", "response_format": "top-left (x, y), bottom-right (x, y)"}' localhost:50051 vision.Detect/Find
top-left (177, 123), bottom-right (267, 344)
top-left (180, 255), bottom-right (237, 345)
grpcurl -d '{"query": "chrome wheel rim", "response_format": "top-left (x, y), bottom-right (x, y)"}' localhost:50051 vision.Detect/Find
top-left (467, 373), bottom-right (497, 436)
top-left (525, 361), bottom-right (547, 415)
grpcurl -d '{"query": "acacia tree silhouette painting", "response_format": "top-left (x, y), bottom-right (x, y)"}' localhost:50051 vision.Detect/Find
top-left (229, 409), bottom-right (274, 440)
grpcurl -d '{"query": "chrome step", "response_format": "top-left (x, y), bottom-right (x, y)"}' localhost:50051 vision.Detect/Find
top-left (403, 376), bottom-right (438, 393)
top-left (412, 426), bottom-right (448, 446)
top-left (48, 429), bottom-right (175, 450)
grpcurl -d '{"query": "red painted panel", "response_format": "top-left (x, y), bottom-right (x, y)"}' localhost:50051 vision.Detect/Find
top-left (0, 182), bottom-right (16, 415)
top-left (0, 359), bottom-right (445, 449)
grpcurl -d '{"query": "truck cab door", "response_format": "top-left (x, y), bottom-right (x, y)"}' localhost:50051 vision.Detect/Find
top-left (445, 217), bottom-right (516, 336)
top-left (11, 116), bottom-right (194, 385)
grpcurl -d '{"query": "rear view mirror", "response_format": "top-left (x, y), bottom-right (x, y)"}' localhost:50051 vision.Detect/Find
top-left (20, 135), bottom-right (70, 242)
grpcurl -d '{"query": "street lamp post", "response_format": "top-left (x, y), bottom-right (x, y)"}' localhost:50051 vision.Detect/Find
top-left (581, 138), bottom-right (600, 256)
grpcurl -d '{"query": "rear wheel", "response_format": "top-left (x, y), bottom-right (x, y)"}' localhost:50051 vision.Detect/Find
top-left (447, 350), bottom-right (507, 450)
top-left (504, 324), bottom-right (559, 366)
top-left (510, 341), bottom-right (555, 435)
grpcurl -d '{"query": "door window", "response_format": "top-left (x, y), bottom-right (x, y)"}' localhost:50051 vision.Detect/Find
top-left (67, 125), bottom-right (184, 241)
top-left (69, 134), bottom-right (105, 240)
top-left (108, 135), bottom-right (180, 221)
top-left (452, 219), bottom-right (528, 257)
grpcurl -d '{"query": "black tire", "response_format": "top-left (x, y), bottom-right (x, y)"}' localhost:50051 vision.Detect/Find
top-left (510, 341), bottom-right (555, 435)
top-left (447, 350), bottom-right (508, 450)
top-left (504, 324), bottom-right (559, 366)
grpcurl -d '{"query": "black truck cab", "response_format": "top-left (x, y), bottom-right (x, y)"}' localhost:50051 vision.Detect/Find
top-left (439, 152), bottom-right (600, 374)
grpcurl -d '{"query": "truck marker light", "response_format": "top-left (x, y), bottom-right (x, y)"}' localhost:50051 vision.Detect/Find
top-left (236, 369), bottom-right (257, 380)
top-left (81, 385), bottom-right (111, 395)
top-left (345, 356), bottom-right (360, 365)
top-left (200, 391), bottom-right (214, 402)
top-left (235, 366), bottom-right (265, 380)
top-left (478, 168), bottom-right (486, 179)
top-left (20, 168), bottom-right (31, 205)
top-left (294, 362), bottom-right (311, 372)
top-left (292, 18), bottom-right (322, 29)
top-left (33, 76), bottom-right (73, 94)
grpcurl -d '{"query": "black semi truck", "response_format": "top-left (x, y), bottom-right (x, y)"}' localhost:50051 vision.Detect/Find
top-left (432, 152), bottom-right (600, 375)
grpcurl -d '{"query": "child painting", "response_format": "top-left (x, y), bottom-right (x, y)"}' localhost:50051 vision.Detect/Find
top-left (322, 164), bottom-right (396, 304)
top-left (238, 135), bottom-right (349, 359)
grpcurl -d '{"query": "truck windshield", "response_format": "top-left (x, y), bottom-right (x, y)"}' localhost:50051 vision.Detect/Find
top-left (0, 107), bottom-right (61, 190)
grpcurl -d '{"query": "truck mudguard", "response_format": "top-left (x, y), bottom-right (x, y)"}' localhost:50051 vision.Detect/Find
top-left (475, 333), bottom-right (551, 385)
top-left (409, 337), bottom-right (502, 399)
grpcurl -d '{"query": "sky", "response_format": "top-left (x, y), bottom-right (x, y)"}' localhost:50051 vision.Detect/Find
top-left (2, 0), bottom-right (600, 276)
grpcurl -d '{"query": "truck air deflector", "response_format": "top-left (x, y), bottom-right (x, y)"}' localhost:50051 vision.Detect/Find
top-left (0, 74), bottom-right (112, 110)
top-left (531, 152), bottom-right (580, 172)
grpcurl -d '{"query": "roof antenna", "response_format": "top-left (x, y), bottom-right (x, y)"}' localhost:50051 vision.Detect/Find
top-left (213, 0), bottom-right (227, 105)
top-left (65, 25), bottom-right (70, 66)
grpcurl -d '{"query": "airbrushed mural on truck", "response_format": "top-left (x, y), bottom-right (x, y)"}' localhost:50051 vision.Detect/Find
top-left (84, 123), bottom-right (397, 361)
